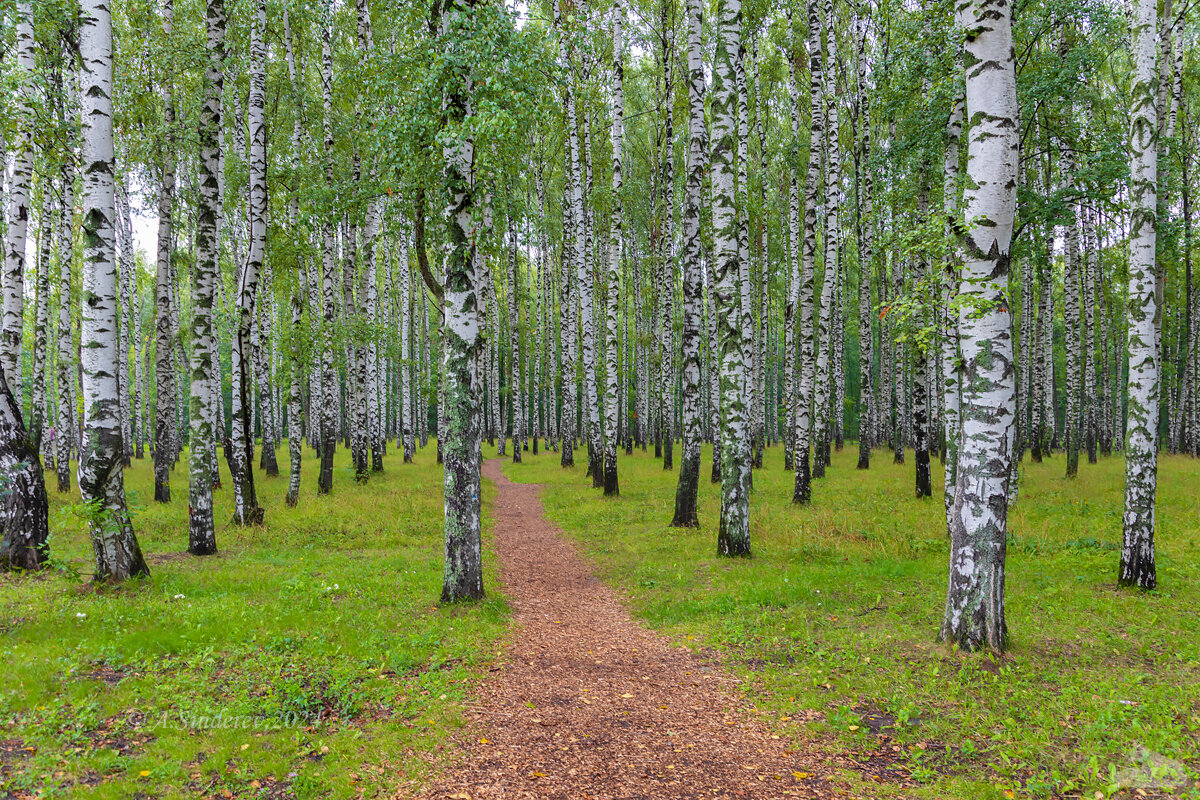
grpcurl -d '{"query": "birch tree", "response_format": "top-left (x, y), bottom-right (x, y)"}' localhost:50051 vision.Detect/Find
top-left (672, 0), bottom-right (705, 525)
top-left (1119, 0), bottom-right (1159, 590)
top-left (0, 345), bottom-right (49, 570)
top-left (318, 7), bottom-right (338, 495)
top-left (153, 2), bottom-right (178, 504)
top-left (229, 0), bottom-right (268, 526)
top-left (79, 0), bottom-right (149, 582)
top-left (603, 0), bottom-right (625, 496)
top-left (941, 87), bottom-right (964, 528)
top-left (187, 0), bottom-right (223, 554)
top-left (713, 0), bottom-right (750, 557)
top-left (439, 0), bottom-right (484, 603)
top-left (939, 0), bottom-right (1018, 652)
top-left (56, 150), bottom-right (76, 495)
top-left (2, 1), bottom-right (35, 391)
top-left (793, 0), bottom-right (822, 506)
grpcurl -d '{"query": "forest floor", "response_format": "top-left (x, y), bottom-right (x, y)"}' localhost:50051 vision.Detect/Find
top-left (2, 441), bottom-right (1199, 800)
top-left (0, 444), bottom-right (508, 800)
top-left (423, 458), bottom-right (844, 799)
top-left (502, 443), bottom-right (1200, 800)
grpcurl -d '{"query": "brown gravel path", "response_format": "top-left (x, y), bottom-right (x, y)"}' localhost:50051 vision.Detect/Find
top-left (423, 458), bottom-right (839, 800)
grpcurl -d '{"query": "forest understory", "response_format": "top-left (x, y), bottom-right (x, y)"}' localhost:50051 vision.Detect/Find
top-left (1, 442), bottom-right (1197, 800)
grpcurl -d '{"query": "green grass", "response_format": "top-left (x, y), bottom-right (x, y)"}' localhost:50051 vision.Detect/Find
top-left (503, 443), bottom-right (1200, 799)
top-left (0, 441), bottom-right (508, 799)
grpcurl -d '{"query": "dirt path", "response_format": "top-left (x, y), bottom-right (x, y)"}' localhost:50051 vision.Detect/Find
top-left (422, 459), bottom-right (840, 800)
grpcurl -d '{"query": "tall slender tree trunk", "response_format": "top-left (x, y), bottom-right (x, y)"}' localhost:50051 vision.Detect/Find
top-left (892, 253), bottom-right (906, 464)
top-left (400, 229), bottom-right (415, 462)
top-left (942, 88), bottom-right (964, 526)
top-left (257, 269), bottom-right (280, 476)
top-left (913, 168), bottom-right (932, 500)
top-left (1083, 206), bottom-right (1099, 464)
top-left (707, 258), bottom-right (721, 484)
top-left (673, 0), bottom-right (705, 524)
top-left (230, 0), bottom-right (267, 525)
top-left (2, 1), bottom-right (35, 393)
top-left (751, 42), bottom-right (768, 471)
top-left (508, 216), bottom-right (524, 463)
top-left (658, 3), bottom-right (675, 474)
top-left (939, 0), bottom-right (1017, 652)
top-left (318, 8), bottom-right (337, 495)
top-left (115, 188), bottom-right (134, 467)
top-left (855, 6), bottom-right (874, 471)
top-left (783, 48), bottom-right (800, 474)
top-left (189, 0), bottom-right (222, 553)
top-left (604, 1), bottom-right (625, 496)
top-left (153, 35), bottom-right (177, 504)
top-left (79, 0), bottom-right (149, 582)
top-left (1119, 0), bottom-right (1160, 590)
top-left (812, 0), bottom-right (839, 482)
top-left (56, 152), bottom-right (76, 494)
top-left (439, 0), bottom-right (484, 604)
top-left (557, 8), bottom-right (579, 472)
top-left (713, 0), bottom-right (750, 556)
top-left (793, 0), bottom-right (822, 505)
top-left (31, 191), bottom-right (52, 454)
top-left (734, 34), bottom-right (751, 486)
top-left (1063, 177), bottom-right (1082, 478)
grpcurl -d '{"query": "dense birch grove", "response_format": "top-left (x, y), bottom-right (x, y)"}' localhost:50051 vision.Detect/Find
top-left (0, 0), bottom-right (1196, 652)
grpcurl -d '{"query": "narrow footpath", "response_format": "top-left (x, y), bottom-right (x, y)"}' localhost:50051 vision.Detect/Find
top-left (423, 458), bottom-right (845, 799)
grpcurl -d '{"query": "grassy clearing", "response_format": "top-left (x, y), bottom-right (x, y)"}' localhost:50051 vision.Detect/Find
top-left (503, 443), bottom-right (1200, 799)
top-left (0, 443), bottom-right (507, 800)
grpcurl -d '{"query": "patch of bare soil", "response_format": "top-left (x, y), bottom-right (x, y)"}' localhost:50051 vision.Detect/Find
top-left (422, 459), bottom-right (868, 800)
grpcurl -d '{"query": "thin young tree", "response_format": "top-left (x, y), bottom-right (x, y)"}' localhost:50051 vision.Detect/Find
top-left (56, 147), bottom-right (76, 495)
top-left (793, 0), bottom-right (822, 505)
top-left (318, 5), bottom-right (337, 495)
top-left (229, 0), bottom-right (267, 526)
top-left (941, 87), bottom-right (964, 528)
top-left (284, 3), bottom-right (305, 506)
top-left (672, 0), bottom-right (706, 525)
top-left (854, 3), bottom-right (874, 471)
top-left (152, 1), bottom-right (177, 504)
top-left (603, 0), bottom-right (625, 496)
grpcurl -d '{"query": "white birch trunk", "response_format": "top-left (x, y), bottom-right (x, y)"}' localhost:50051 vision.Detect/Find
top-left (673, 0), bottom-right (705, 523)
top-left (939, 0), bottom-right (1018, 652)
top-left (1119, 0), bottom-right (1159, 590)
top-left (79, 0), bottom-right (149, 581)
top-left (713, 0), bottom-right (750, 555)
top-left (56, 155), bottom-right (76, 494)
top-left (941, 87), bottom-right (964, 526)
top-left (440, 0), bottom-right (484, 602)
top-left (793, 0), bottom-right (822, 504)
top-left (230, 0), bottom-right (267, 525)
top-left (2, 1), bottom-right (35, 391)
